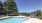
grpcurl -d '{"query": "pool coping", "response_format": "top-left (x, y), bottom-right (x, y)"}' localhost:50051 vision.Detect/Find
top-left (0, 16), bottom-right (12, 20)
top-left (20, 17), bottom-right (29, 23)
top-left (0, 16), bottom-right (29, 20)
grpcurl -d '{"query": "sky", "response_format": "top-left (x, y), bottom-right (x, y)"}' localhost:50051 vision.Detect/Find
top-left (0, 0), bottom-right (42, 12)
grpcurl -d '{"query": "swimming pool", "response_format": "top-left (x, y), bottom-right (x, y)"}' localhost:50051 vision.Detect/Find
top-left (0, 18), bottom-right (26, 23)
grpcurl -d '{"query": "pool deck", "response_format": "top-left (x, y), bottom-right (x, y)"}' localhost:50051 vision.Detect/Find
top-left (21, 18), bottom-right (42, 23)
top-left (0, 16), bottom-right (12, 19)
top-left (0, 16), bottom-right (29, 19)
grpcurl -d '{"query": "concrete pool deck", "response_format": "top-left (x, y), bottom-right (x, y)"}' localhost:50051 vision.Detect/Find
top-left (0, 16), bottom-right (29, 19)
top-left (21, 18), bottom-right (42, 23)
top-left (0, 16), bottom-right (12, 19)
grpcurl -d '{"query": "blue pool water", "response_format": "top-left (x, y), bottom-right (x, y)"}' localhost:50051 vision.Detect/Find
top-left (0, 18), bottom-right (26, 23)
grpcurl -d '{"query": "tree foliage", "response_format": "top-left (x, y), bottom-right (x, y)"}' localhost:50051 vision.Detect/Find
top-left (4, 0), bottom-right (18, 15)
top-left (35, 10), bottom-right (41, 16)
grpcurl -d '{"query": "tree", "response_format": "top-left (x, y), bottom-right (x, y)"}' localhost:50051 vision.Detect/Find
top-left (4, 0), bottom-right (18, 16)
top-left (35, 10), bottom-right (41, 17)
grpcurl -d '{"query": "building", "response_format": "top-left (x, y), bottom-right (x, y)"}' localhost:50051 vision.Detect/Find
top-left (0, 1), bottom-right (6, 17)
top-left (30, 12), bottom-right (36, 18)
top-left (0, 1), bottom-right (3, 15)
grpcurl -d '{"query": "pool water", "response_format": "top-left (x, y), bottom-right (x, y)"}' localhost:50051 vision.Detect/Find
top-left (0, 18), bottom-right (26, 23)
